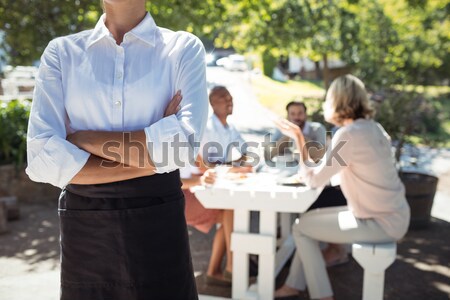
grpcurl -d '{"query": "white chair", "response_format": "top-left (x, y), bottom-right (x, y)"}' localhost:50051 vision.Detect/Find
top-left (352, 242), bottom-right (397, 300)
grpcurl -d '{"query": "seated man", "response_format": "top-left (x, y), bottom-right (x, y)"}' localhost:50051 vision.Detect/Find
top-left (200, 86), bottom-right (250, 166)
top-left (271, 101), bottom-right (326, 162)
top-left (181, 86), bottom-right (252, 286)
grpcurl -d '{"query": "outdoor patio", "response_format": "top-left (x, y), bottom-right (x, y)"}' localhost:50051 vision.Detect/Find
top-left (0, 202), bottom-right (448, 300)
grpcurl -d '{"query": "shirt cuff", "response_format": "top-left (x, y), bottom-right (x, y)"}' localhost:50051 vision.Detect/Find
top-left (26, 135), bottom-right (91, 189)
top-left (144, 115), bottom-right (191, 174)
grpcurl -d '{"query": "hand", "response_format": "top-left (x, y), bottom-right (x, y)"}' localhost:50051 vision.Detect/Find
top-left (200, 169), bottom-right (216, 186)
top-left (274, 118), bottom-right (303, 141)
top-left (164, 90), bottom-right (183, 117)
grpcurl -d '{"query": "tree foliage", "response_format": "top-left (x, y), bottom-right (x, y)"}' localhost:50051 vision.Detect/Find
top-left (0, 0), bottom-right (102, 65)
top-left (0, 0), bottom-right (448, 86)
top-left (0, 0), bottom-right (227, 65)
top-left (213, 0), bottom-right (449, 87)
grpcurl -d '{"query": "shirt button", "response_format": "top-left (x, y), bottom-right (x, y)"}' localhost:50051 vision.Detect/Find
top-left (114, 100), bottom-right (122, 107)
top-left (117, 72), bottom-right (123, 79)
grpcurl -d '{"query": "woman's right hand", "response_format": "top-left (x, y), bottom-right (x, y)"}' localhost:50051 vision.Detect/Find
top-left (200, 169), bottom-right (216, 186)
top-left (274, 118), bottom-right (308, 161)
top-left (274, 118), bottom-right (302, 141)
top-left (164, 90), bottom-right (183, 117)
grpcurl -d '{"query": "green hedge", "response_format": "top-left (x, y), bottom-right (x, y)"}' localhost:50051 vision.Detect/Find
top-left (262, 50), bottom-right (277, 78)
top-left (0, 100), bottom-right (31, 166)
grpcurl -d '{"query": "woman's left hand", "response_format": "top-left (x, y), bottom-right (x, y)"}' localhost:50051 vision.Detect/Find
top-left (164, 90), bottom-right (183, 117)
top-left (274, 118), bottom-right (303, 141)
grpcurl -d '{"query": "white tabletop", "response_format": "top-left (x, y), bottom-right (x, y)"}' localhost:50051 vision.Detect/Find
top-left (193, 171), bottom-right (321, 214)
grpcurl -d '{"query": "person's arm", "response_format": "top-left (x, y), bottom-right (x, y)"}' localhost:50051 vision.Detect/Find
top-left (144, 34), bottom-right (208, 173)
top-left (306, 124), bottom-right (327, 162)
top-left (70, 155), bottom-right (153, 185)
top-left (181, 175), bottom-right (202, 189)
top-left (67, 130), bottom-right (154, 169)
top-left (26, 39), bottom-right (91, 189)
top-left (270, 135), bottom-right (292, 159)
top-left (68, 34), bottom-right (208, 174)
top-left (67, 92), bottom-right (183, 170)
top-left (180, 168), bottom-right (216, 189)
top-left (299, 130), bottom-right (350, 188)
top-left (275, 119), bottom-right (351, 188)
top-left (274, 119), bottom-right (309, 162)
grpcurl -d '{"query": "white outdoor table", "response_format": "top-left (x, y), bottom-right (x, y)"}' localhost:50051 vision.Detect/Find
top-left (193, 172), bottom-right (322, 300)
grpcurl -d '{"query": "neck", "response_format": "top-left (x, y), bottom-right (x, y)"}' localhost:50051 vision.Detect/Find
top-left (104, 0), bottom-right (146, 44)
top-left (216, 114), bottom-right (228, 126)
top-left (342, 118), bottom-right (354, 126)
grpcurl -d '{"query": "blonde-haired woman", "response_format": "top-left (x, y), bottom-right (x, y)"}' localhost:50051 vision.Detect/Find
top-left (274, 74), bottom-right (410, 300)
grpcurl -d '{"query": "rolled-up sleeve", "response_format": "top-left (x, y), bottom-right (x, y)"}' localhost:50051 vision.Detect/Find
top-left (26, 40), bottom-right (90, 189)
top-left (144, 34), bottom-right (208, 173)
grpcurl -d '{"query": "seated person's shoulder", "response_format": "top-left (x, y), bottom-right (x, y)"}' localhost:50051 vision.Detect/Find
top-left (309, 121), bottom-right (326, 131)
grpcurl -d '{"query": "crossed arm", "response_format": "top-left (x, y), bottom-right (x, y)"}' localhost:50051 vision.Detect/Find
top-left (68, 92), bottom-right (182, 185)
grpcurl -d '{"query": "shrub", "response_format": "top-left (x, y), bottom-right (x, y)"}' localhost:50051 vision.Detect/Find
top-left (374, 89), bottom-right (449, 161)
top-left (262, 50), bottom-right (277, 78)
top-left (0, 100), bottom-right (31, 166)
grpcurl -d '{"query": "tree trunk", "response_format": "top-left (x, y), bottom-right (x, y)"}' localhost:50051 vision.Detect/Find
top-left (323, 53), bottom-right (330, 89)
top-left (314, 60), bottom-right (322, 80)
top-left (0, 202), bottom-right (8, 234)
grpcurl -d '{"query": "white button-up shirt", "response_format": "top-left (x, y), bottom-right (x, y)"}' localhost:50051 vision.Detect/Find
top-left (26, 12), bottom-right (208, 188)
top-left (200, 114), bottom-right (247, 164)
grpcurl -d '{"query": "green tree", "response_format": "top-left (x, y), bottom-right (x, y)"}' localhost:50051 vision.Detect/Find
top-left (0, 0), bottom-right (227, 66)
top-left (215, 0), bottom-right (355, 87)
top-left (341, 0), bottom-right (449, 88)
top-left (0, 0), bottom-right (101, 65)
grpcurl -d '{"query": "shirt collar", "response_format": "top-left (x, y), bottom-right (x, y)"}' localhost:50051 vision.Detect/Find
top-left (87, 12), bottom-right (158, 49)
top-left (212, 113), bottom-right (229, 130)
top-left (128, 12), bottom-right (158, 46)
top-left (86, 14), bottom-right (111, 48)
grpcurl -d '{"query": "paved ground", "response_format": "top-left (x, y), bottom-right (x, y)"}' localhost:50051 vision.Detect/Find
top-left (0, 67), bottom-right (449, 299)
top-left (0, 202), bottom-right (449, 300)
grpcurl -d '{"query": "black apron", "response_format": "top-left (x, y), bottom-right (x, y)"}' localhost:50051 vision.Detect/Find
top-left (58, 170), bottom-right (198, 300)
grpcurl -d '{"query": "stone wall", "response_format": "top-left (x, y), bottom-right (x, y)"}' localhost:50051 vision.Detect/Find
top-left (0, 164), bottom-right (61, 203)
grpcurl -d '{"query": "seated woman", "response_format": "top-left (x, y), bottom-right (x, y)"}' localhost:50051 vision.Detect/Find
top-left (274, 74), bottom-right (410, 299)
top-left (180, 166), bottom-right (234, 286)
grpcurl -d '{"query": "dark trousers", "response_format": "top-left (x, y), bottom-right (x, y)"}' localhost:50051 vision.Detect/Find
top-left (307, 185), bottom-right (347, 211)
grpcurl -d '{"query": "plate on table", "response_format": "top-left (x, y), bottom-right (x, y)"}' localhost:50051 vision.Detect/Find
top-left (224, 172), bottom-right (250, 184)
top-left (276, 174), bottom-right (306, 187)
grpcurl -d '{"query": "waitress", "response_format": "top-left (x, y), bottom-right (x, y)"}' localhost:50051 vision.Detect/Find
top-left (26, 1), bottom-right (208, 299)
